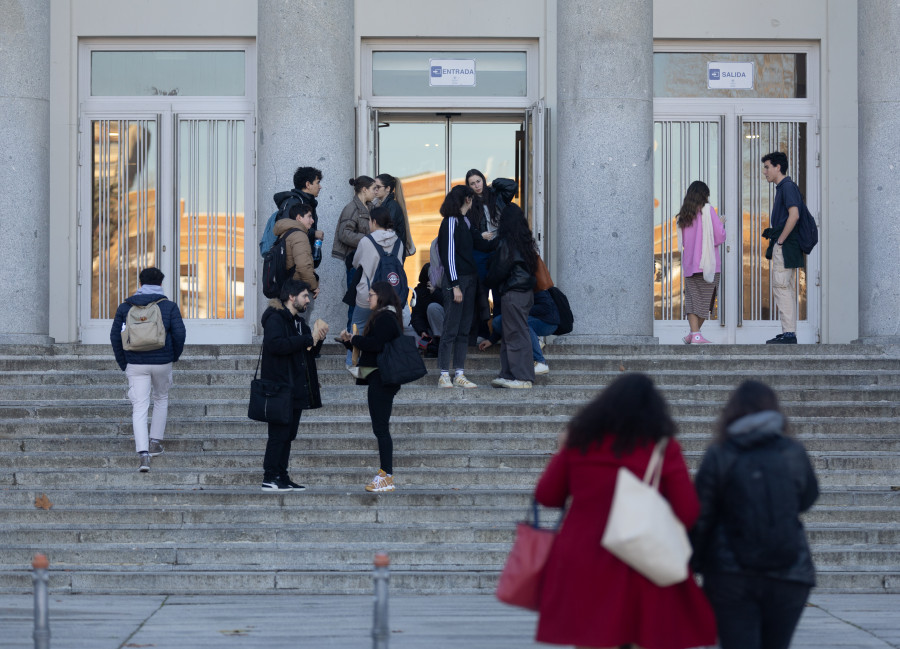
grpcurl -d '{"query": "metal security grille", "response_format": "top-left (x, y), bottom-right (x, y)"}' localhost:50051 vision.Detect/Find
top-left (90, 119), bottom-right (159, 319)
top-left (653, 119), bottom-right (722, 321)
top-left (740, 120), bottom-right (807, 324)
top-left (175, 118), bottom-right (246, 319)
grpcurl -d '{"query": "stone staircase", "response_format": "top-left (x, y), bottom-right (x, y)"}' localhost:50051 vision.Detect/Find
top-left (1, 343), bottom-right (899, 594)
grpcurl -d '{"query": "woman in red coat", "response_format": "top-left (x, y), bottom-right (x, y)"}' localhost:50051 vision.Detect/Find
top-left (535, 373), bottom-right (717, 649)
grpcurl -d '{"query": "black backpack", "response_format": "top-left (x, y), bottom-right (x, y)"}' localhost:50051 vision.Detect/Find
top-left (796, 201), bottom-right (819, 255)
top-left (366, 234), bottom-right (409, 305)
top-left (547, 286), bottom-right (574, 335)
top-left (721, 436), bottom-right (803, 571)
top-left (261, 228), bottom-right (300, 299)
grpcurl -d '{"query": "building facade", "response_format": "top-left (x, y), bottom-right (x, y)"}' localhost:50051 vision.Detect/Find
top-left (1, 0), bottom-right (897, 346)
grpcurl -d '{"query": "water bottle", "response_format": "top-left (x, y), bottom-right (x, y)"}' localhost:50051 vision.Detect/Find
top-left (313, 239), bottom-right (322, 264)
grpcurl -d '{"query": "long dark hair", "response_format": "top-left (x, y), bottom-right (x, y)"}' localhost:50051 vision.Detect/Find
top-left (496, 203), bottom-right (537, 274)
top-left (363, 281), bottom-right (403, 335)
top-left (716, 380), bottom-right (787, 442)
top-left (466, 168), bottom-right (498, 227)
top-left (439, 184), bottom-right (474, 218)
top-left (566, 373), bottom-right (677, 456)
top-left (676, 180), bottom-right (710, 229)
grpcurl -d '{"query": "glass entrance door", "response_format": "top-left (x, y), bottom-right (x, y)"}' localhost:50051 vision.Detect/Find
top-left (79, 106), bottom-right (255, 343)
top-left (653, 107), bottom-right (819, 343)
top-left (374, 114), bottom-right (524, 284)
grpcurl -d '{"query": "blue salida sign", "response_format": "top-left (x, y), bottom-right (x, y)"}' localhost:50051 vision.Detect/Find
top-left (707, 61), bottom-right (754, 89)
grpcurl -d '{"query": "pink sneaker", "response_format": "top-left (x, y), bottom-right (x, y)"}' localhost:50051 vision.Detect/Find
top-left (682, 333), bottom-right (693, 345)
top-left (691, 333), bottom-right (712, 344)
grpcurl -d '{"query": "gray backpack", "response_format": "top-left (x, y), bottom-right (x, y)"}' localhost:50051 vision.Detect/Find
top-left (122, 299), bottom-right (167, 351)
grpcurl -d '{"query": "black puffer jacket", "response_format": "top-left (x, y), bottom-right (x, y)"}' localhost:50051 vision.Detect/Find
top-left (110, 290), bottom-right (186, 371)
top-left (485, 239), bottom-right (536, 296)
top-left (690, 411), bottom-right (819, 585)
top-left (260, 299), bottom-right (321, 410)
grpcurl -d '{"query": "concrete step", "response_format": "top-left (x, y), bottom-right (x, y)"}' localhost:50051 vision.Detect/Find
top-left (5, 450), bottom-right (900, 474)
top-left (4, 382), bottom-right (900, 403)
top-left (3, 398), bottom-right (898, 420)
top-left (5, 432), bottom-right (899, 454)
top-left (2, 416), bottom-right (897, 441)
top-left (3, 367), bottom-right (899, 388)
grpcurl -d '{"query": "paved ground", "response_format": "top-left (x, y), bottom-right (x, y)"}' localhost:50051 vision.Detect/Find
top-left (1, 592), bottom-right (898, 648)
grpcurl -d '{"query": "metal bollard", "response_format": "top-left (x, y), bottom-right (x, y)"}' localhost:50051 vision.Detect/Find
top-left (372, 553), bottom-right (390, 649)
top-left (32, 554), bottom-right (50, 649)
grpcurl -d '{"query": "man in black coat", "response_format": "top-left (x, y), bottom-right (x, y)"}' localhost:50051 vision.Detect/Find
top-left (260, 279), bottom-right (326, 491)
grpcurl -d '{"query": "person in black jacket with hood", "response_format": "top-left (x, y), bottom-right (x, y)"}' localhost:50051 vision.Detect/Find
top-left (272, 166), bottom-right (326, 264)
top-left (691, 380), bottom-right (819, 649)
top-left (259, 279), bottom-right (326, 492)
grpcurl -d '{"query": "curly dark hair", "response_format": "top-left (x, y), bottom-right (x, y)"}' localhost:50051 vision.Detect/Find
top-left (439, 184), bottom-right (475, 218)
top-left (566, 373), bottom-right (677, 456)
top-left (715, 380), bottom-right (787, 442)
top-left (293, 166), bottom-right (322, 190)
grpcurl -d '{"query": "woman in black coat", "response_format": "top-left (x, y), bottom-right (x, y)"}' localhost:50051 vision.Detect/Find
top-left (339, 281), bottom-right (403, 492)
top-left (259, 279), bottom-right (323, 492)
top-left (691, 380), bottom-right (819, 649)
top-left (485, 203), bottom-right (538, 388)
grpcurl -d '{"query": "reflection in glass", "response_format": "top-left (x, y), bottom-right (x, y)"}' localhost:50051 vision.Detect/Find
top-left (91, 119), bottom-right (158, 319)
top-left (91, 51), bottom-right (245, 96)
top-left (378, 123), bottom-right (447, 285)
top-left (373, 51), bottom-right (527, 97)
top-left (654, 53), bottom-right (806, 99)
top-left (653, 120), bottom-right (721, 321)
top-left (741, 121), bottom-right (807, 322)
top-left (177, 119), bottom-right (245, 319)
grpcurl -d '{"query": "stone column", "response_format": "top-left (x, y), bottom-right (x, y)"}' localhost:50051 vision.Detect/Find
top-left (0, 0), bottom-right (52, 344)
top-left (857, 1), bottom-right (900, 345)
top-left (555, 0), bottom-right (656, 344)
top-left (257, 0), bottom-right (356, 333)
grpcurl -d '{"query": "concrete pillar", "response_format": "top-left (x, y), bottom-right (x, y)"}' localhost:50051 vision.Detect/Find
top-left (0, 0), bottom-right (52, 344)
top-left (857, 1), bottom-right (900, 345)
top-left (257, 0), bottom-right (356, 332)
top-left (555, 0), bottom-right (656, 344)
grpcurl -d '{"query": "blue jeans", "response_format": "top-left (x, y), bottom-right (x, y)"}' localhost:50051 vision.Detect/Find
top-left (491, 315), bottom-right (556, 363)
top-left (345, 264), bottom-right (357, 331)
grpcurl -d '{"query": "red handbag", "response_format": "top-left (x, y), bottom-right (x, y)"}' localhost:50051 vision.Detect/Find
top-left (495, 503), bottom-right (559, 610)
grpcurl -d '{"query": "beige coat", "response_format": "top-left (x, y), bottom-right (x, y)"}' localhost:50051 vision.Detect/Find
top-left (273, 217), bottom-right (318, 291)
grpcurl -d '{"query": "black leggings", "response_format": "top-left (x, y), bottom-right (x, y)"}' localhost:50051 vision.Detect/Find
top-left (366, 369), bottom-right (400, 474)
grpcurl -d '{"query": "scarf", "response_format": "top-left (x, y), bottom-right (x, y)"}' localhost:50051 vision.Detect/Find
top-left (698, 203), bottom-right (717, 283)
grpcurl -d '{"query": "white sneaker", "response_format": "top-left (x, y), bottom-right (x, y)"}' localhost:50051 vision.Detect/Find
top-left (491, 377), bottom-right (510, 388)
top-left (505, 380), bottom-right (533, 389)
top-left (453, 374), bottom-right (478, 388)
top-left (534, 362), bottom-right (550, 375)
top-left (538, 336), bottom-right (546, 350)
top-left (438, 374), bottom-right (453, 388)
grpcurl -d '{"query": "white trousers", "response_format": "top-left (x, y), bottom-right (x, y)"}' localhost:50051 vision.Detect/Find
top-left (772, 245), bottom-right (798, 333)
top-left (125, 363), bottom-right (173, 453)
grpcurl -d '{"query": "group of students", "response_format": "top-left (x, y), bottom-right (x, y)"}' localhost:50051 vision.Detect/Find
top-left (324, 169), bottom-right (548, 492)
top-left (533, 373), bottom-right (819, 649)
